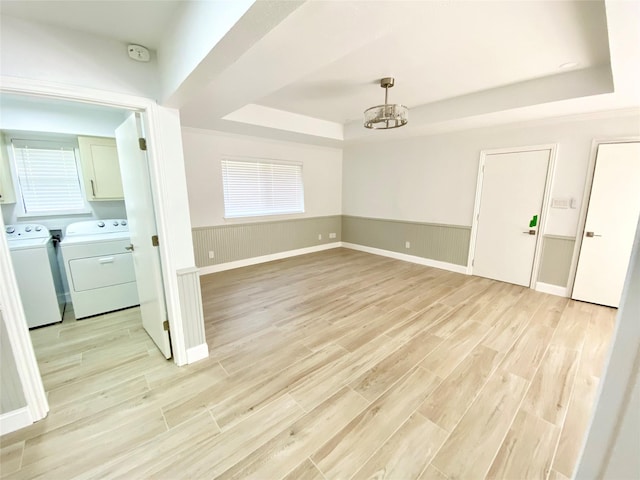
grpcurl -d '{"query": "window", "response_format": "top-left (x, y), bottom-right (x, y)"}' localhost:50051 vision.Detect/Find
top-left (221, 158), bottom-right (304, 218)
top-left (11, 139), bottom-right (86, 215)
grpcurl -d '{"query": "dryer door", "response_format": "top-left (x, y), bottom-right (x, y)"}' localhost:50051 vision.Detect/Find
top-left (68, 253), bottom-right (136, 291)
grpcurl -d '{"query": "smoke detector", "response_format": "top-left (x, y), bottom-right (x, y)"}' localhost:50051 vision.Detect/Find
top-left (128, 44), bottom-right (150, 62)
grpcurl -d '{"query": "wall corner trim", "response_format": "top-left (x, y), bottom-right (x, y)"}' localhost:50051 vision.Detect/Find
top-left (342, 242), bottom-right (468, 274)
top-left (198, 242), bottom-right (342, 275)
top-left (535, 281), bottom-right (569, 297)
top-left (185, 343), bottom-right (209, 364)
top-left (0, 407), bottom-right (33, 436)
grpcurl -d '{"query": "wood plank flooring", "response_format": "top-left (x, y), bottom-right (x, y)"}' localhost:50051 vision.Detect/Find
top-left (0, 248), bottom-right (617, 479)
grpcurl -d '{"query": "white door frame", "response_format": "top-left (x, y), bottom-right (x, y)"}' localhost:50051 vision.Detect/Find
top-left (0, 230), bottom-right (44, 423)
top-left (467, 144), bottom-right (558, 289)
top-left (568, 136), bottom-right (640, 298)
top-left (0, 76), bottom-right (190, 424)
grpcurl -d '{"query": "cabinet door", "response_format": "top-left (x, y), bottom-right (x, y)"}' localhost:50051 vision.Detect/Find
top-left (78, 136), bottom-right (124, 200)
top-left (0, 135), bottom-right (16, 204)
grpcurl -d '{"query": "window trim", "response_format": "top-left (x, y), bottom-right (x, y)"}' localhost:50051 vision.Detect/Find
top-left (8, 135), bottom-right (92, 217)
top-left (221, 156), bottom-right (305, 220)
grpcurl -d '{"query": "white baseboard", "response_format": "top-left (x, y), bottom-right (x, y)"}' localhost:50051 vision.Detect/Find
top-left (342, 242), bottom-right (468, 274)
top-left (185, 343), bottom-right (209, 364)
top-left (0, 407), bottom-right (33, 436)
top-left (198, 242), bottom-right (342, 275)
top-left (535, 282), bottom-right (569, 297)
top-left (197, 242), bottom-right (467, 276)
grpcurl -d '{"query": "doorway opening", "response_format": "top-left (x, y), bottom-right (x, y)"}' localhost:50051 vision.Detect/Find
top-left (0, 92), bottom-right (173, 424)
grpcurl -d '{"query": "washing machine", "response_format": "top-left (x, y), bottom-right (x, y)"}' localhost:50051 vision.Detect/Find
top-left (6, 224), bottom-right (65, 328)
top-left (60, 219), bottom-right (139, 319)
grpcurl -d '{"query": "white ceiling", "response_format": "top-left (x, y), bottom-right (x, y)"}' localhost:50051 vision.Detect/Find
top-left (0, 0), bottom-right (182, 49)
top-left (177, 0), bottom-right (638, 144)
top-left (1, 0), bottom-right (638, 145)
top-left (257, 1), bottom-right (610, 124)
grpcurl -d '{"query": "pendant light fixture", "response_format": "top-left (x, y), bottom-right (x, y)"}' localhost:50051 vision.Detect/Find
top-left (363, 77), bottom-right (408, 129)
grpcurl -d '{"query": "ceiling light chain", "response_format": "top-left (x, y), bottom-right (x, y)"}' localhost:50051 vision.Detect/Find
top-left (363, 77), bottom-right (408, 129)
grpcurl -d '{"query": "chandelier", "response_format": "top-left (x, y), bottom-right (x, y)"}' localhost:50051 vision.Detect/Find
top-left (363, 77), bottom-right (408, 129)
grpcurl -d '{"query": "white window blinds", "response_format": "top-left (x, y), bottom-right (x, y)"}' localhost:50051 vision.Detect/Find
top-left (12, 139), bottom-right (86, 214)
top-left (221, 158), bottom-right (304, 218)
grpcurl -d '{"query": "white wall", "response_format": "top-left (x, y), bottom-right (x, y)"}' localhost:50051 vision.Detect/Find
top-left (0, 16), bottom-right (160, 99)
top-left (150, 108), bottom-right (197, 269)
top-left (603, 368), bottom-right (640, 479)
top-left (0, 311), bottom-right (26, 415)
top-left (1, 202), bottom-right (126, 233)
top-left (182, 128), bottom-right (343, 228)
top-left (575, 216), bottom-right (640, 479)
top-left (0, 95), bottom-right (127, 138)
top-left (343, 112), bottom-right (640, 236)
top-left (158, 0), bottom-right (254, 104)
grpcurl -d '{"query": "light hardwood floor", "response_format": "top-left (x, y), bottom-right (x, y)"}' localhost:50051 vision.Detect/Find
top-left (0, 248), bottom-right (617, 479)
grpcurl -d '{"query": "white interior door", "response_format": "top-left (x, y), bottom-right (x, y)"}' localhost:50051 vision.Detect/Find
top-left (473, 149), bottom-right (550, 286)
top-left (115, 113), bottom-right (171, 359)
top-left (572, 142), bottom-right (640, 308)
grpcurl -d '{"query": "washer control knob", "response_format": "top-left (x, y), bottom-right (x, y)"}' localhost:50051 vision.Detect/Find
top-left (35, 226), bottom-right (42, 232)
top-left (6, 226), bottom-right (15, 234)
top-left (25, 226), bottom-right (32, 232)
top-left (113, 221), bottom-right (119, 226)
top-left (97, 221), bottom-right (105, 228)
top-left (121, 220), bottom-right (127, 226)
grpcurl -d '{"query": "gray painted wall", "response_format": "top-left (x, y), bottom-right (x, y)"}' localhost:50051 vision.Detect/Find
top-left (342, 215), bottom-right (471, 266)
top-left (192, 215), bottom-right (342, 267)
top-left (343, 114), bottom-right (639, 239)
top-left (1, 311), bottom-right (26, 414)
top-left (192, 216), bottom-right (579, 290)
top-left (537, 235), bottom-right (576, 287)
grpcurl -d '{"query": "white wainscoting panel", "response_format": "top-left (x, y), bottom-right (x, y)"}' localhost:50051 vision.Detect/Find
top-left (176, 267), bottom-right (207, 361)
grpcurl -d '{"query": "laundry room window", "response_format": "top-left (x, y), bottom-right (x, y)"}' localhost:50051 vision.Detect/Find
top-left (221, 158), bottom-right (304, 218)
top-left (11, 139), bottom-right (87, 215)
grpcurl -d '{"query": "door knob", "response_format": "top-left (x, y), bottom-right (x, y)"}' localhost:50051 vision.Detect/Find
top-left (522, 230), bottom-right (536, 235)
top-left (585, 231), bottom-right (602, 238)
top-left (125, 244), bottom-right (135, 251)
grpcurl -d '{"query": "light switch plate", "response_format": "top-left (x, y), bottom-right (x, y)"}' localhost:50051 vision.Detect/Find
top-left (551, 198), bottom-right (570, 209)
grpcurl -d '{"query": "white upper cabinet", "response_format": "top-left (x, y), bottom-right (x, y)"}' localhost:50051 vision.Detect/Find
top-left (0, 135), bottom-right (16, 204)
top-left (78, 136), bottom-right (124, 201)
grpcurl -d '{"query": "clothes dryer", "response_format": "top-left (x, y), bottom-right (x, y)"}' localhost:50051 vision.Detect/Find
top-left (60, 219), bottom-right (139, 319)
